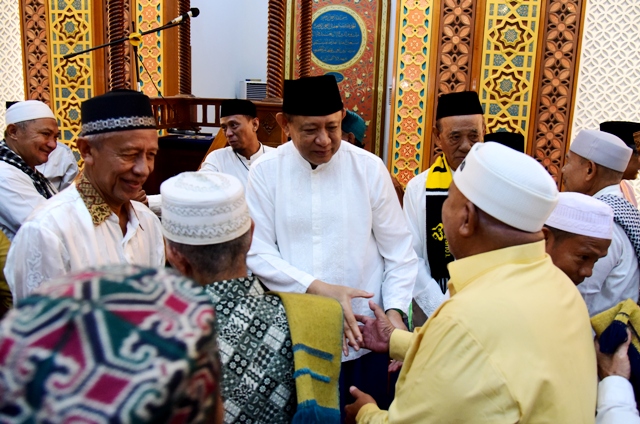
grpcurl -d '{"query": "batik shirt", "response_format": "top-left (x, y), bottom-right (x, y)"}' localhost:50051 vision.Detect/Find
top-left (203, 276), bottom-right (296, 424)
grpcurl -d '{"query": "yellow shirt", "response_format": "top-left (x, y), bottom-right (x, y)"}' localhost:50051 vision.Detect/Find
top-left (357, 241), bottom-right (597, 423)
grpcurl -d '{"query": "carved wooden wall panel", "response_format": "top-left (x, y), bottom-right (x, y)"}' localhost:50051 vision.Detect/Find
top-left (106, 0), bottom-right (132, 90)
top-left (1, 0), bottom-right (26, 135)
top-left (20, 0), bottom-right (50, 103)
top-left (530, 0), bottom-right (584, 183)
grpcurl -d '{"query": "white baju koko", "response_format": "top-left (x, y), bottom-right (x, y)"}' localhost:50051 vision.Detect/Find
top-left (596, 376), bottom-right (640, 423)
top-left (35, 142), bottom-right (79, 191)
top-left (200, 144), bottom-right (274, 186)
top-left (403, 170), bottom-right (450, 317)
top-left (5, 174), bottom-right (165, 302)
top-left (578, 185), bottom-right (640, 316)
top-left (245, 141), bottom-right (418, 361)
top-left (0, 161), bottom-right (57, 241)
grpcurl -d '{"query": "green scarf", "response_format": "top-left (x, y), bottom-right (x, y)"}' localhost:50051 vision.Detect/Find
top-left (425, 154), bottom-right (454, 293)
top-left (271, 292), bottom-right (342, 423)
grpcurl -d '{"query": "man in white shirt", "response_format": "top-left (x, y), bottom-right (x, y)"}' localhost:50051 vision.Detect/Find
top-left (403, 91), bottom-right (485, 325)
top-left (562, 129), bottom-right (640, 316)
top-left (245, 75), bottom-right (418, 416)
top-left (200, 99), bottom-right (274, 186)
top-left (5, 90), bottom-right (165, 302)
top-left (0, 100), bottom-right (59, 241)
top-left (0, 100), bottom-right (59, 314)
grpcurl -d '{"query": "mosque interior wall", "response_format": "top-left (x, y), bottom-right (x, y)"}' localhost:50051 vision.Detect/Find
top-left (0, 0), bottom-right (638, 188)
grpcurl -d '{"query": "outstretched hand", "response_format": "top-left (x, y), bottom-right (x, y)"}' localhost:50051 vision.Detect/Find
top-left (596, 327), bottom-right (632, 380)
top-left (345, 386), bottom-right (377, 424)
top-left (307, 280), bottom-right (374, 355)
top-left (354, 300), bottom-right (396, 353)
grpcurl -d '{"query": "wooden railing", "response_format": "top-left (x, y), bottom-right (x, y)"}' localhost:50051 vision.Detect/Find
top-left (150, 96), bottom-right (285, 147)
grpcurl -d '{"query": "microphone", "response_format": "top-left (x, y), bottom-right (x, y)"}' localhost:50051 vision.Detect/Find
top-left (169, 7), bottom-right (200, 24)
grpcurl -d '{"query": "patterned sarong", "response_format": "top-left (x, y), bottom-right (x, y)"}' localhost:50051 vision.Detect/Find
top-left (425, 154), bottom-right (455, 293)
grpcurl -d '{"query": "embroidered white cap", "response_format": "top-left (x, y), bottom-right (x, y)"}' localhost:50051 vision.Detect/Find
top-left (569, 129), bottom-right (632, 173)
top-left (6, 100), bottom-right (56, 125)
top-left (453, 142), bottom-right (559, 232)
top-left (160, 172), bottom-right (251, 245)
top-left (545, 192), bottom-right (613, 240)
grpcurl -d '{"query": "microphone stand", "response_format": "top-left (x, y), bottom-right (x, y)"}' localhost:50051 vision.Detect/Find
top-left (62, 20), bottom-right (184, 92)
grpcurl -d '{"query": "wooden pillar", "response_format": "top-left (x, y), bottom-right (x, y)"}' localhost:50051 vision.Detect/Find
top-left (299, 0), bottom-right (313, 77)
top-left (266, 0), bottom-right (286, 98)
top-left (177, 0), bottom-right (192, 94)
top-left (106, 0), bottom-right (131, 90)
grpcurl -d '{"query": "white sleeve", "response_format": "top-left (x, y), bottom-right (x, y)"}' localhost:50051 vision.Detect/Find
top-left (403, 174), bottom-right (447, 317)
top-left (57, 146), bottom-right (79, 190)
top-left (199, 151), bottom-right (221, 173)
top-left (245, 162), bottom-right (316, 293)
top-left (4, 222), bottom-right (69, 303)
top-left (596, 376), bottom-right (640, 424)
top-left (371, 162), bottom-right (418, 313)
top-left (147, 194), bottom-right (162, 217)
top-left (0, 173), bottom-right (49, 240)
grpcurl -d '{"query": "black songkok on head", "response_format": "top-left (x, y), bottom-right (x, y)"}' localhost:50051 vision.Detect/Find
top-left (600, 121), bottom-right (640, 152)
top-left (283, 75), bottom-right (344, 116)
top-left (81, 89), bottom-right (156, 136)
top-left (435, 91), bottom-right (483, 121)
top-left (221, 99), bottom-right (257, 118)
top-left (485, 131), bottom-right (525, 153)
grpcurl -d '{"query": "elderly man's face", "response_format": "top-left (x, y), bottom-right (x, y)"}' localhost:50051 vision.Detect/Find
top-left (220, 115), bottom-right (259, 153)
top-left (544, 231), bottom-right (611, 285)
top-left (84, 129), bottom-right (158, 208)
top-left (279, 110), bottom-right (344, 167)
top-left (7, 118), bottom-right (59, 168)
top-left (435, 114), bottom-right (485, 170)
top-left (561, 151), bottom-right (590, 193)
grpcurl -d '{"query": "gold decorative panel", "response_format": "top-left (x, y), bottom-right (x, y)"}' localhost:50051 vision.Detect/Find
top-left (0, 0), bottom-right (26, 136)
top-left (47, 0), bottom-right (96, 149)
top-left (388, 0), bottom-right (436, 186)
top-left (135, 0), bottom-right (165, 97)
top-left (478, 0), bottom-right (543, 144)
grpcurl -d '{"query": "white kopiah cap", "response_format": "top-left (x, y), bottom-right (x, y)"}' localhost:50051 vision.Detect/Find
top-left (6, 100), bottom-right (55, 125)
top-left (161, 172), bottom-right (251, 245)
top-left (569, 129), bottom-right (632, 172)
top-left (545, 192), bottom-right (613, 240)
top-left (453, 142), bottom-right (559, 232)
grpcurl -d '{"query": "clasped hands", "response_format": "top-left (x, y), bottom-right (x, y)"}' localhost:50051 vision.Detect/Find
top-left (307, 280), bottom-right (402, 424)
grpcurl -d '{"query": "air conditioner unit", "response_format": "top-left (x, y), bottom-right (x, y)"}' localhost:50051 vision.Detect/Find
top-left (238, 80), bottom-right (267, 101)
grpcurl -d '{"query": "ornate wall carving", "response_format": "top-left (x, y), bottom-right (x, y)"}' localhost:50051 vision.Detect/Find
top-left (388, 0), bottom-right (436, 185)
top-left (0, 0), bottom-right (26, 135)
top-left (47, 0), bottom-right (96, 149)
top-left (136, 0), bottom-right (165, 97)
top-left (106, 0), bottom-right (132, 90)
top-left (20, 0), bottom-right (50, 104)
top-left (430, 0), bottom-right (477, 163)
top-left (267, 0), bottom-right (286, 98)
top-left (531, 0), bottom-right (583, 183)
top-left (478, 0), bottom-right (543, 141)
top-left (571, 0), bottom-right (640, 137)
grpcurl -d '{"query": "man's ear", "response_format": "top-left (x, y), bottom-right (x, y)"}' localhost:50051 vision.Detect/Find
top-left (251, 117), bottom-right (260, 132)
top-left (275, 113), bottom-right (290, 137)
top-left (433, 124), bottom-right (442, 148)
top-left (459, 201), bottom-right (478, 238)
top-left (541, 226), bottom-right (553, 244)
top-left (5, 124), bottom-right (19, 141)
top-left (345, 132), bottom-right (356, 144)
top-left (76, 137), bottom-right (95, 166)
top-left (165, 242), bottom-right (193, 278)
top-left (585, 160), bottom-right (597, 181)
